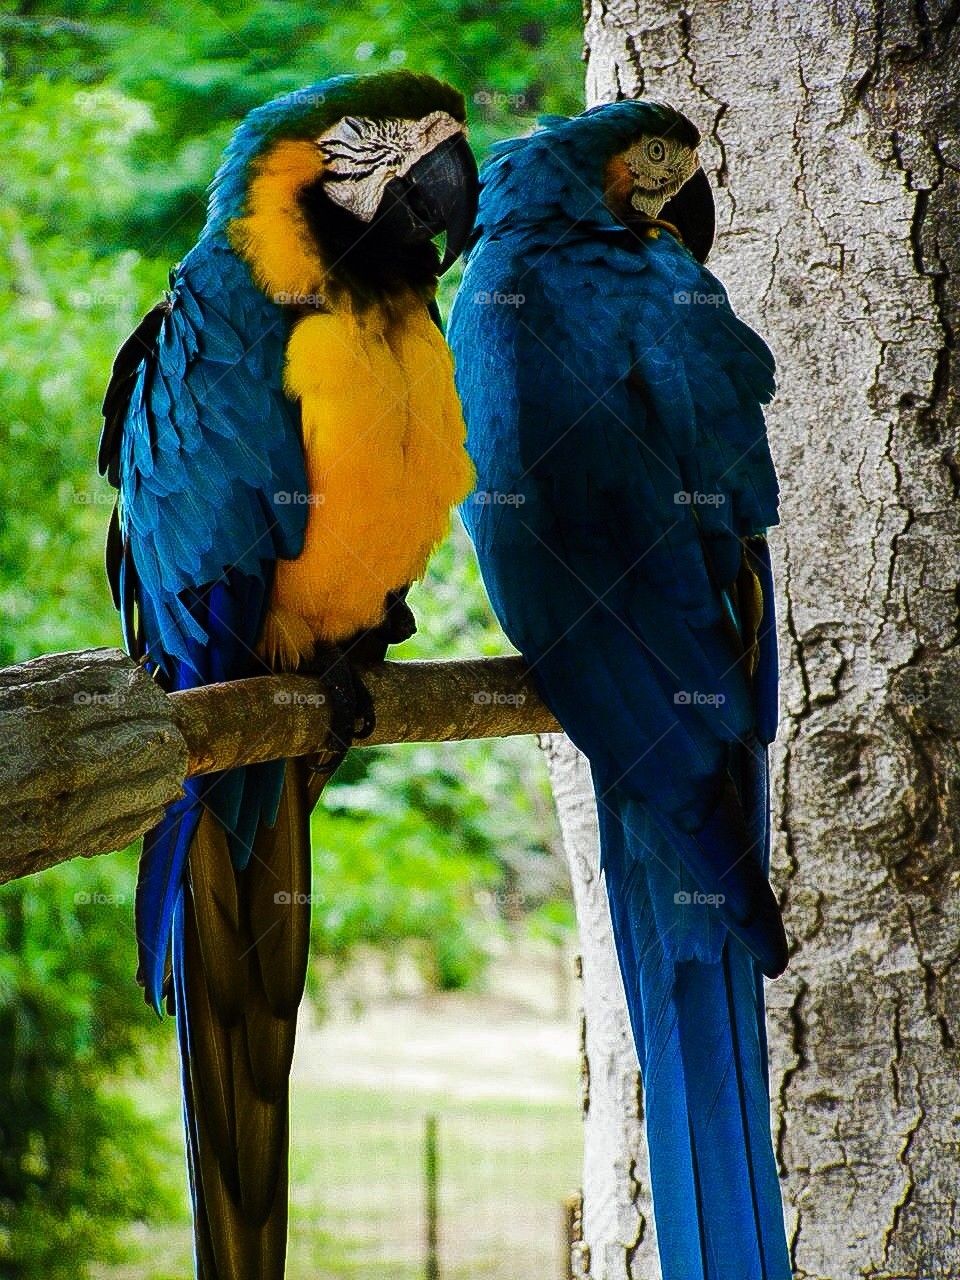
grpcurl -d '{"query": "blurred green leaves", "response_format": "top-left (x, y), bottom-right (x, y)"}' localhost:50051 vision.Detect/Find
top-left (3, 0), bottom-right (582, 260)
top-left (0, 857), bottom-right (177, 1278)
top-left (0, 73), bottom-right (162, 665)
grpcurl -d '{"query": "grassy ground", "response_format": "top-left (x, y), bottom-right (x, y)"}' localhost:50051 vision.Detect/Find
top-left (94, 943), bottom-right (581, 1280)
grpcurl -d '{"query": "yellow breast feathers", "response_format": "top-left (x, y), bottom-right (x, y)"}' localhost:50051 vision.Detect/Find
top-left (259, 297), bottom-right (475, 667)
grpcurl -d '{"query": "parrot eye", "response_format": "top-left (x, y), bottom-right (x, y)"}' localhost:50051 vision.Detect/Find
top-left (646, 138), bottom-right (667, 164)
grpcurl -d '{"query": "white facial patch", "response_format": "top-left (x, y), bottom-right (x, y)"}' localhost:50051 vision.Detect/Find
top-left (621, 137), bottom-right (700, 217)
top-left (316, 110), bottom-right (464, 222)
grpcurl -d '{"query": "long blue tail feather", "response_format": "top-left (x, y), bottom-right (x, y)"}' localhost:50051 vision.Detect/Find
top-left (599, 781), bottom-right (791, 1280)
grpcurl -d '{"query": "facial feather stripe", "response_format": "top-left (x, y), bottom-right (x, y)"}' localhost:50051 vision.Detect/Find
top-left (317, 110), bottom-right (464, 221)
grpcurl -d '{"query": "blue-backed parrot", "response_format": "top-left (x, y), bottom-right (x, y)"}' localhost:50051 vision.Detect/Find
top-left (98, 72), bottom-right (477, 1279)
top-left (448, 101), bottom-right (791, 1280)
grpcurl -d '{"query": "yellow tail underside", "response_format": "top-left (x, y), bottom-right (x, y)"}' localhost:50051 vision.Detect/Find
top-left (259, 297), bottom-right (475, 667)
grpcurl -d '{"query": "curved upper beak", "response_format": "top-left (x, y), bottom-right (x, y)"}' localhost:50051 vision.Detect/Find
top-left (375, 132), bottom-right (479, 274)
top-left (660, 165), bottom-right (716, 264)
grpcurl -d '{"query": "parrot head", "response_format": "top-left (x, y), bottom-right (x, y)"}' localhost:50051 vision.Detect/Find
top-left (598, 100), bottom-right (714, 261)
top-left (602, 116), bottom-right (700, 217)
top-left (209, 71), bottom-right (479, 304)
top-left (476, 98), bottom-right (715, 262)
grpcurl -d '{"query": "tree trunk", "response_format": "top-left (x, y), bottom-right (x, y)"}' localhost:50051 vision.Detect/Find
top-left (542, 735), bottom-right (659, 1280)
top-left (551, 3), bottom-right (960, 1276)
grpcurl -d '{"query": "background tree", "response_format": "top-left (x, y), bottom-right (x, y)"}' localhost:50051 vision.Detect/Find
top-left (551, 2), bottom-right (960, 1276)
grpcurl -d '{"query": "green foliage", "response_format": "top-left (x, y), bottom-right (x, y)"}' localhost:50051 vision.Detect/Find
top-left (3, 0), bottom-right (583, 262)
top-left (0, 75), bottom-right (163, 666)
top-left (527, 897), bottom-right (578, 948)
top-left (311, 752), bottom-right (500, 991)
top-left (0, 858), bottom-right (176, 1277)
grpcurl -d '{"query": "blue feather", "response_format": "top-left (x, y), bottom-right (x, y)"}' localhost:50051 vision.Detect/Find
top-left (601, 787), bottom-right (788, 1279)
top-left (137, 786), bottom-right (201, 1013)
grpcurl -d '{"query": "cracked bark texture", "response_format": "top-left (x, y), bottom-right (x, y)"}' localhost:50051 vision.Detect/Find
top-left (544, 3), bottom-right (960, 1277)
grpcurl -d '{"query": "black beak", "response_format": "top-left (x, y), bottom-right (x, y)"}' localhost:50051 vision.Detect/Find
top-left (661, 165), bottom-right (715, 264)
top-left (375, 133), bottom-right (479, 274)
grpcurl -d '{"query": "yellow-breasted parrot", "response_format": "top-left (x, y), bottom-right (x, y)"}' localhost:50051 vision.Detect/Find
top-left (448, 100), bottom-right (791, 1280)
top-left (98, 71), bottom-right (477, 1279)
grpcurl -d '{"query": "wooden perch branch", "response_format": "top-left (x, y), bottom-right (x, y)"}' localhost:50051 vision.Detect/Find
top-left (0, 647), bottom-right (559, 885)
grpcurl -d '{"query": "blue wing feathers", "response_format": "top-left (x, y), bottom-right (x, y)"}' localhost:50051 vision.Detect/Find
top-left (111, 233), bottom-right (308, 1010)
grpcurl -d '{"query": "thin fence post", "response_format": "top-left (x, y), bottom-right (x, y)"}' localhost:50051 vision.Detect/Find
top-left (425, 1113), bottom-right (439, 1280)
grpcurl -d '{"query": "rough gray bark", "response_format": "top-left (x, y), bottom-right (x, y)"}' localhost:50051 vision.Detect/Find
top-left (548, 3), bottom-right (960, 1277)
top-left (0, 648), bottom-right (189, 881)
top-left (0, 648), bottom-right (558, 883)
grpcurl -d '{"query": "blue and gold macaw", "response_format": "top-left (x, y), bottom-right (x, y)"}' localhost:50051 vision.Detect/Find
top-left (448, 102), bottom-right (791, 1279)
top-left (98, 72), bottom-right (477, 1279)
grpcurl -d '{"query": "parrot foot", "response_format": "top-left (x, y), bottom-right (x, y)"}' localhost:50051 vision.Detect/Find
top-left (310, 644), bottom-right (376, 751)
